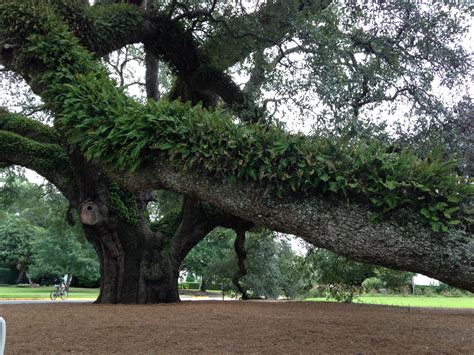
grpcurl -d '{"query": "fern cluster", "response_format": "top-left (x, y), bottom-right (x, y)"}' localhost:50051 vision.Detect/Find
top-left (63, 98), bottom-right (472, 232)
top-left (2, 0), bottom-right (472, 233)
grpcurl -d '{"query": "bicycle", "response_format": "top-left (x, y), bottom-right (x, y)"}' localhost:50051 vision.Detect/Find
top-left (50, 284), bottom-right (68, 300)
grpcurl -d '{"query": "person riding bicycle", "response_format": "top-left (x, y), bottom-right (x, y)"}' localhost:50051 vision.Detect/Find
top-left (50, 278), bottom-right (68, 300)
top-left (53, 278), bottom-right (65, 291)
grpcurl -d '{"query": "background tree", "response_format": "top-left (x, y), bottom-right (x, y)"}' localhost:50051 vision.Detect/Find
top-left (0, 0), bottom-right (472, 304)
top-left (184, 230), bottom-right (314, 299)
top-left (307, 248), bottom-right (415, 301)
top-left (0, 214), bottom-right (36, 284)
top-left (0, 170), bottom-right (100, 286)
top-left (311, 249), bottom-right (375, 287)
top-left (181, 228), bottom-right (232, 292)
top-left (276, 239), bottom-right (311, 298)
top-left (372, 268), bottom-right (413, 292)
top-left (240, 232), bottom-right (282, 299)
top-left (28, 229), bottom-right (100, 288)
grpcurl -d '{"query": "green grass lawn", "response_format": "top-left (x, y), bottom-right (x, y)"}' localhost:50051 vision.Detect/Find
top-left (2, 285), bottom-right (472, 308)
top-left (0, 285), bottom-right (99, 299)
top-left (305, 295), bottom-right (474, 308)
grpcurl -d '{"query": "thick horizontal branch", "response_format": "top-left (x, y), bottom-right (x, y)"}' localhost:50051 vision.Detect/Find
top-left (0, 108), bottom-right (61, 145)
top-left (0, 130), bottom-right (77, 201)
top-left (113, 162), bottom-right (474, 292)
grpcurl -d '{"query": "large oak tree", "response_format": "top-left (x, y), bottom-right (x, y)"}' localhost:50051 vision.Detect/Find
top-left (0, 0), bottom-right (472, 303)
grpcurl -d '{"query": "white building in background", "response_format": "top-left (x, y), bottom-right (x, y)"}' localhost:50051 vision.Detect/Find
top-left (413, 274), bottom-right (440, 286)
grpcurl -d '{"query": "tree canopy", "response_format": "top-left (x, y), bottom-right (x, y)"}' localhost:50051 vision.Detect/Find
top-left (0, 0), bottom-right (472, 302)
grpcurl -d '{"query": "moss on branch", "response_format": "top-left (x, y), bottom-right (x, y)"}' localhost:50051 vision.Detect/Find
top-left (0, 131), bottom-right (63, 171)
top-left (0, 108), bottom-right (61, 144)
top-left (107, 179), bottom-right (140, 225)
top-left (0, 130), bottom-right (76, 198)
top-left (56, 1), bottom-right (144, 56)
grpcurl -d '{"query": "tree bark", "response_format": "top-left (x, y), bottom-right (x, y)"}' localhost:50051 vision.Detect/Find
top-left (83, 219), bottom-right (181, 303)
top-left (83, 202), bottom-right (223, 303)
top-left (144, 46), bottom-right (160, 101)
top-left (199, 277), bottom-right (208, 292)
top-left (232, 229), bottom-right (249, 300)
top-left (113, 162), bottom-right (474, 293)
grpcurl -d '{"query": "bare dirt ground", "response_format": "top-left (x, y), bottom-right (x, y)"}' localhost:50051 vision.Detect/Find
top-left (1, 301), bottom-right (473, 354)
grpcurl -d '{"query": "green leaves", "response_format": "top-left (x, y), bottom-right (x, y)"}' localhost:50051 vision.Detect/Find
top-left (66, 93), bottom-right (469, 232)
top-left (16, 3), bottom-right (471, 234)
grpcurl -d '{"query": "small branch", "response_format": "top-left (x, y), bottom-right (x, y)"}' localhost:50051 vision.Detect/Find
top-left (232, 228), bottom-right (249, 300)
top-left (144, 44), bottom-right (160, 101)
top-left (172, 0), bottom-right (218, 22)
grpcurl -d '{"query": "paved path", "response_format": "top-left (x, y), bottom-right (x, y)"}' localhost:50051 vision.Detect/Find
top-left (0, 296), bottom-right (231, 305)
top-left (0, 299), bottom-right (94, 305)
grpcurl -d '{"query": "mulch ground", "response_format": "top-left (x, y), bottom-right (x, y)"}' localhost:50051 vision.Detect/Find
top-left (1, 301), bottom-right (473, 354)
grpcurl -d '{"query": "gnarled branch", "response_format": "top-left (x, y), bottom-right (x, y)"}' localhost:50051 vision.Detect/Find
top-left (0, 2), bottom-right (259, 121)
top-left (0, 130), bottom-right (77, 201)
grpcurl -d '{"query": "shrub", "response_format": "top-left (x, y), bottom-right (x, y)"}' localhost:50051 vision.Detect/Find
top-left (306, 286), bottom-right (326, 298)
top-left (413, 285), bottom-right (436, 296)
top-left (178, 282), bottom-right (200, 290)
top-left (436, 283), bottom-right (472, 297)
top-left (314, 284), bottom-right (360, 303)
top-left (362, 277), bottom-right (384, 292)
top-left (327, 284), bottom-right (359, 303)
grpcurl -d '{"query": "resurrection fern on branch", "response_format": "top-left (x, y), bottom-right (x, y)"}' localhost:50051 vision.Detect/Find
top-left (1, 0), bottom-right (472, 232)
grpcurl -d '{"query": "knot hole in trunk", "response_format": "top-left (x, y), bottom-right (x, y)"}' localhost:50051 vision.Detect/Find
top-left (80, 201), bottom-right (102, 225)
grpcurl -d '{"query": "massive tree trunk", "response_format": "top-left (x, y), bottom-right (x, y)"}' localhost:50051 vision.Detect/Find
top-left (72, 153), bottom-right (221, 303)
top-left (82, 219), bottom-right (181, 303)
top-left (78, 193), bottom-right (215, 303)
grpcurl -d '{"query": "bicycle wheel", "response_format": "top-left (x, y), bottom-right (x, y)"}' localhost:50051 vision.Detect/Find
top-left (50, 290), bottom-right (58, 300)
top-left (61, 290), bottom-right (68, 300)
